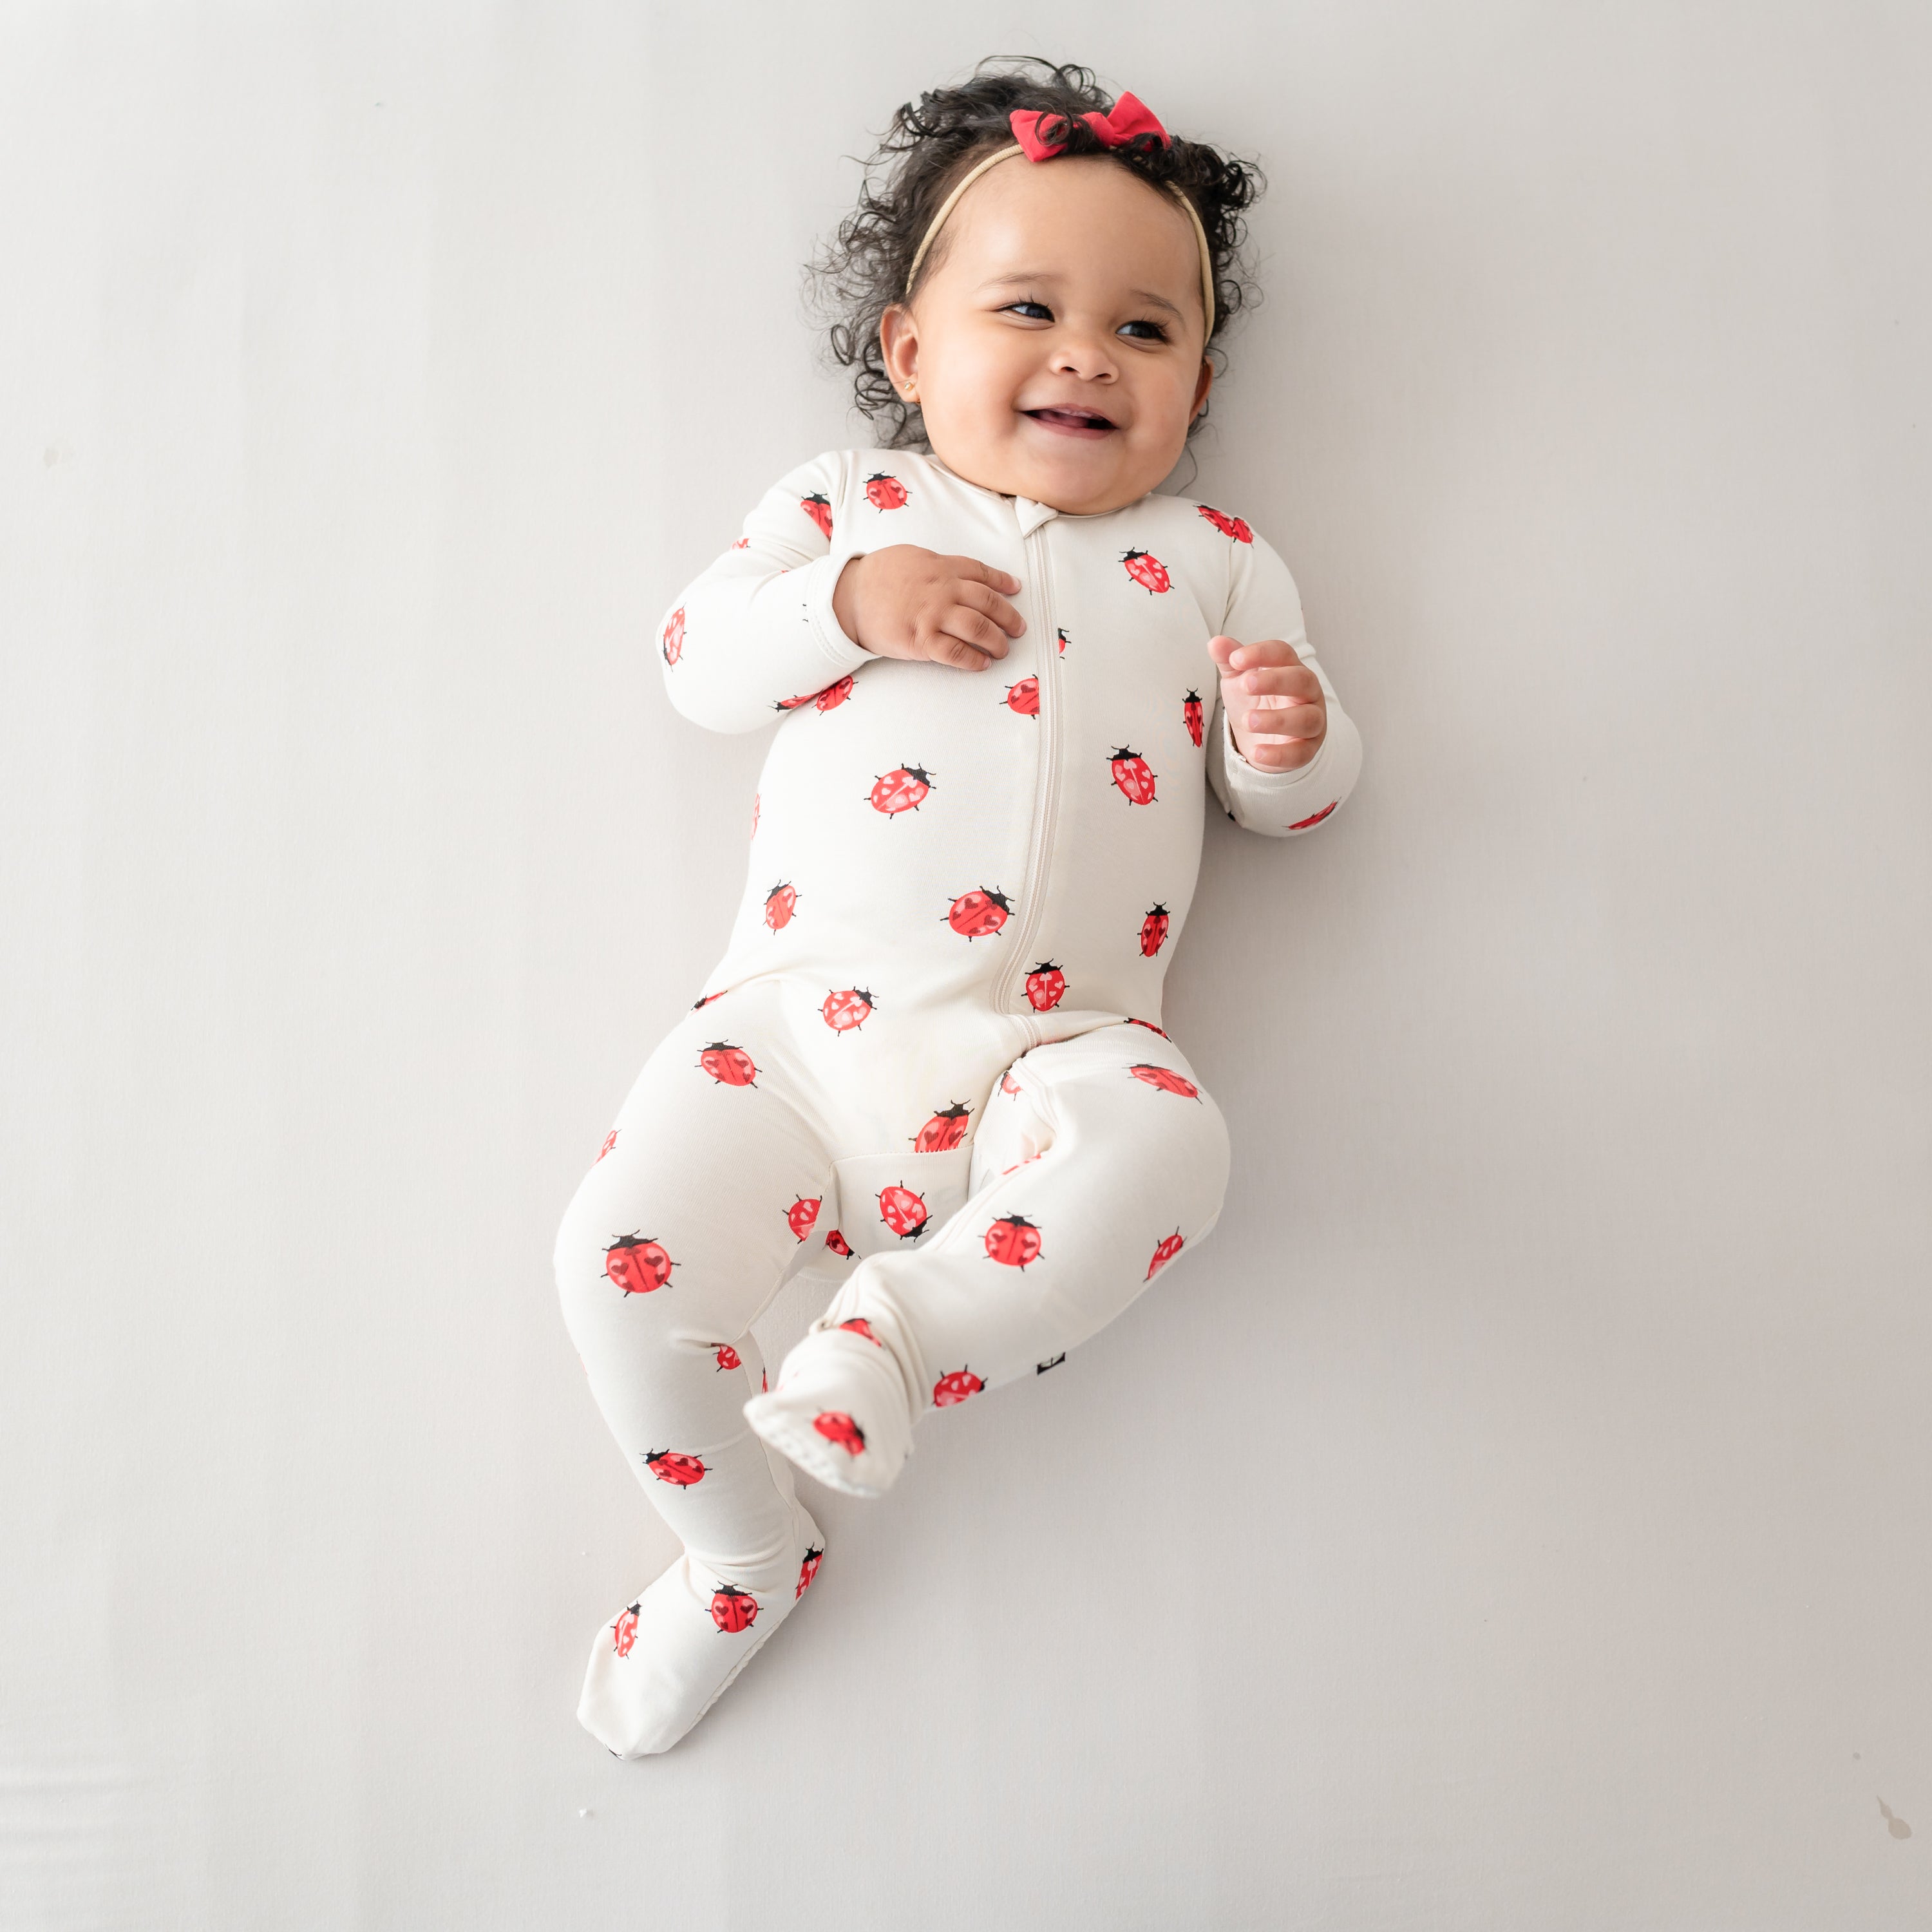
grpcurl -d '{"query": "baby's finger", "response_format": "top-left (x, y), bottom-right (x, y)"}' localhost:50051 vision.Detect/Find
top-left (938, 605), bottom-right (1010, 664)
top-left (1227, 638), bottom-right (1305, 673)
top-left (1242, 696), bottom-right (1326, 740)
top-left (1238, 732), bottom-right (1322, 771)
top-left (1235, 663), bottom-right (1321, 701)
top-left (952, 556), bottom-right (1025, 602)
top-left (954, 576), bottom-right (1027, 638)
top-left (1205, 633), bottom-right (1242, 670)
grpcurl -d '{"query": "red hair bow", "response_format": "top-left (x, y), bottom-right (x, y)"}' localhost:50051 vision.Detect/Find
top-left (1009, 91), bottom-right (1171, 162)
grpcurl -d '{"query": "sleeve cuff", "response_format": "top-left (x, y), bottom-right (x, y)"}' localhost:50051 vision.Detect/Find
top-left (800, 551), bottom-right (876, 681)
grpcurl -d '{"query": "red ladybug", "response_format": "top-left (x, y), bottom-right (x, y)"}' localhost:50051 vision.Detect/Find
top-left (814, 675), bottom-right (855, 713)
top-left (714, 1342), bottom-right (743, 1372)
top-left (985, 1213), bottom-right (1043, 1269)
top-left (698, 1041), bottom-right (758, 1086)
top-left (914, 1102), bottom-right (971, 1152)
top-left (1036, 1352), bottom-right (1066, 1374)
top-left (877, 1184), bottom-right (929, 1240)
top-left (1289, 800), bottom-right (1338, 830)
top-left (691, 991), bottom-right (724, 1010)
top-left (785, 1195), bottom-right (821, 1242)
top-left (710, 1585), bottom-right (759, 1634)
top-left (1128, 1063), bottom-right (1200, 1100)
top-left (822, 987), bottom-right (876, 1033)
top-left (1182, 688), bottom-right (1204, 748)
top-left (824, 1228), bottom-right (853, 1258)
top-left (731, 536), bottom-right (750, 550)
top-left (661, 605), bottom-right (685, 667)
top-left (1005, 676), bottom-right (1039, 716)
top-left (800, 492), bottom-right (833, 540)
top-left (864, 472), bottom-right (909, 511)
top-left (1024, 961), bottom-right (1066, 1012)
top-left (945, 887), bottom-right (1012, 938)
top-left (611, 1600), bottom-right (641, 1657)
top-left (750, 792), bottom-right (760, 838)
top-left (1109, 747), bottom-right (1158, 805)
top-left (773, 691), bottom-right (816, 712)
top-left (837, 1316), bottom-right (880, 1344)
top-left (1000, 1071), bottom-right (1023, 1097)
top-left (643, 1449), bottom-right (706, 1487)
top-left (1197, 503), bottom-right (1254, 543)
top-left (796, 1545), bottom-right (824, 1598)
top-left (1121, 547), bottom-right (1171, 594)
top-left (813, 1411), bottom-right (867, 1455)
top-left (869, 764), bottom-right (933, 815)
top-left (596, 1129), bottom-right (618, 1162)
top-left (1139, 904), bottom-right (1170, 958)
top-left (1056, 627), bottom-right (1068, 654)
top-left (605, 1234), bottom-right (674, 1296)
top-left (764, 880), bottom-right (798, 931)
top-left (1145, 1230), bottom-right (1185, 1279)
top-left (932, 1368), bottom-right (984, 1406)
top-left (1126, 1016), bottom-right (1171, 1038)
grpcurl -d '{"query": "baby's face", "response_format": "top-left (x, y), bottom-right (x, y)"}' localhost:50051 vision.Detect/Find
top-left (882, 156), bottom-right (1213, 515)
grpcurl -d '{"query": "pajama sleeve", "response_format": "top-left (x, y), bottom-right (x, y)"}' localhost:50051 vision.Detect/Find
top-left (654, 450), bottom-right (874, 734)
top-left (1204, 525), bottom-right (1365, 837)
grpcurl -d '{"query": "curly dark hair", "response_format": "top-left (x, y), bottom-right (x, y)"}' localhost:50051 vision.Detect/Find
top-left (803, 56), bottom-right (1267, 452)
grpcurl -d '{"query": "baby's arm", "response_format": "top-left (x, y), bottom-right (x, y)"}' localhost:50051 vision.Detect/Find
top-left (656, 452), bottom-right (875, 733)
top-left (1203, 528), bottom-right (1364, 837)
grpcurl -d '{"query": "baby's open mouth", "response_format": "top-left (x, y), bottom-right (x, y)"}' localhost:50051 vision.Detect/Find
top-left (1023, 406), bottom-right (1117, 435)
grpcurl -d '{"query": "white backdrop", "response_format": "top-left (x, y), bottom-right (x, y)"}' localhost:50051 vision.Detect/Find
top-left (4, 3), bottom-right (1929, 1926)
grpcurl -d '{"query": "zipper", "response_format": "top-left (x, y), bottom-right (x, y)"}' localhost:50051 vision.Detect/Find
top-left (992, 516), bottom-right (1061, 1026)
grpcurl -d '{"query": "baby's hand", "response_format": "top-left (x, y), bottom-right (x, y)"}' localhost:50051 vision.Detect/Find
top-left (833, 545), bottom-right (1025, 672)
top-left (1206, 634), bottom-right (1327, 771)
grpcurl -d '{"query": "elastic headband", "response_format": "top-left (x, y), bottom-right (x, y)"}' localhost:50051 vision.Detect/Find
top-left (901, 92), bottom-right (1216, 341)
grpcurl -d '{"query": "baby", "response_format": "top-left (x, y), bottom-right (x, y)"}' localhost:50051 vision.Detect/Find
top-left (554, 59), bottom-right (1363, 1757)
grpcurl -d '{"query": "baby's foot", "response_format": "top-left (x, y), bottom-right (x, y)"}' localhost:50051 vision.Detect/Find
top-left (743, 1323), bottom-right (915, 1499)
top-left (578, 1500), bottom-right (824, 1758)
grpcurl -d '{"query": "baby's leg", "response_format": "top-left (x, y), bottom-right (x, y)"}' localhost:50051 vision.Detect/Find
top-left (746, 1023), bottom-right (1231, 1495)
top-left (554, 1007), bottom-right (835, 1756)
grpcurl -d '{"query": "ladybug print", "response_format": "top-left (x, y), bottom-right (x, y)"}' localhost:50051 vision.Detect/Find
top-left (945, 887), bottom-right (1012, 939)
top-left (773, 691), bottom-right (817, 712)
top-left (1139, 904), bottom-right (1171, 958)
top-left (1108, 747), bottom-right (1158, 806)
top-left (1128, 1063), bottom-right (1201, 1101)
top-left (837, 1316), bottom-right (880, 1345)
top-left (750, 792), bottom-right (759, 839)
top-left (611, 1600), bottom-right (641, 1658)
top-left (1121, 547), bottom-right (1171, 594)
top-left (914, 1102), bottom-right (971, 1152)
top-left (596, 1129), bottom-right (618, 1162)
top-left (1289, 800), bottom-right (1338, 830)
top-left (660, 605), bottom-right (685, 667)
top-left (710, 1585), bottom-right (759, 1634)
top-left (785, 1196), bottom-right (821, 1242)
top-left (1036, 1352), bottom-right (1066, 1374)
top-left (823, 1228), bottom-right (853, 1258)
top-left (764, 880), bottom-right (798, 932)
top-left (1183, 689), bottom-right (1204, 749)
top-left (714, 1342), bottom-right (743, 1372)
top-left (999, 1071), bottom-right (1023, 1097)
top-left (877, 1184), bottom-right (929, 1240)
top-left (796, 1545), bottom-right (824, 1598)
top-left (800, 491), bottom-right (833, 540)
top-left (691, 991), bottom-right (725, 1010)
top-left (1005, 676), bottom-right (1039, 717)
top-left (863, 471), bottom-right (909, 511)
top-left (932, 1368), bottom-right (984, 1407)
top-left (814, 674), bottom-right (855, 713)
top-left (1146, 1230), bottom-right (1185, 1279)
top-left (1056, 627), bottom-right (1068, 654)
top-left (1024, 961), bottom-right (1066, 1012)
top-left (643, 1449), bottom-right (706, 1487)
top-left (813, 1411), bottom-right (867, 1455)
top-left (605, 1234), bottom-right (674, 1296)
top-left (822, 987), bottom-right (876, 1034)
top-left (1126, 1017), bottom-right (1171, 1038)
top-left (731, 536), bottom-right (750, 550)
top-left (985, 1214), bottom-right (1043, 1269)
top-left (697, 1041), bottom-right (758, 1086)
top-left (1197, 503), bottom-right (1254, 543)
top-left (869, 763), bottom-right (933, 816)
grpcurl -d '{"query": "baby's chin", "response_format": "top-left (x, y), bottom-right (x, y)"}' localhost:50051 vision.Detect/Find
top-left (930, 421), bottom-right (1175, 515)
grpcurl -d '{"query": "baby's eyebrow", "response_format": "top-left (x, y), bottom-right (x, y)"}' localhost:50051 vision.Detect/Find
top-left (976, 270), bottom-right (1185, 319)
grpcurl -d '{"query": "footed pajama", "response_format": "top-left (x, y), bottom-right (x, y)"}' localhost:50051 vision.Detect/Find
top-left (556, 446), bottom-right (1361, 1754)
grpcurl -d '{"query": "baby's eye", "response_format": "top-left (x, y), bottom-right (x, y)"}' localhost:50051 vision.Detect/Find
top-left (1003, 301), bottom-right (1054, 321)
top-left (1119, 319), bottom-right (1170, 342)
